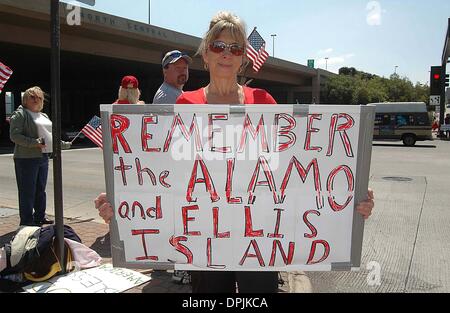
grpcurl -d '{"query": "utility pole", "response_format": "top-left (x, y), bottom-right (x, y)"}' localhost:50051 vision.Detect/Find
top-left (271, 34), bottom-right (277, 57)
top-left (149, 0), bottom-right (151, 24)
top-left (50, 0), bottom-right (96, 275)
top-left (50, 0), bottom-right (65, 274)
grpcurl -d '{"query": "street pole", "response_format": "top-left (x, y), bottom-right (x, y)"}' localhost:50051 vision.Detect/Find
top-left (148, 0), bottom-right (151, 24)
top-left (325, 57), bottom-right (329, 70)
top-left (394, 65), bottom-right (398, 74)
top-left (271, 34), bottom-right (276, 57)
top-left (440, 63), bottom-right (447, 138)
top-left (51, 0), bottom-right (65, 273)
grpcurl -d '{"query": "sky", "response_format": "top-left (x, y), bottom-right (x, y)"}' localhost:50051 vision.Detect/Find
top-left (65, 0), bottom-right (450, 85)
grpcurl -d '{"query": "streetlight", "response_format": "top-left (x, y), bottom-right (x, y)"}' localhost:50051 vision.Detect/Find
top-left (271, 34), bottom-right (277, 57)
top-left (148, 0), bottom-right (151, 24)
top-left (394, 65), bottom-right (398, 74)
top-left (325, 57), bottom-right (329, 70)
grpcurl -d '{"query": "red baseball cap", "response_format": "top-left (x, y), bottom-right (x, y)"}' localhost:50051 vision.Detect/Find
top-left (121, 75), bottom-right (139, 89)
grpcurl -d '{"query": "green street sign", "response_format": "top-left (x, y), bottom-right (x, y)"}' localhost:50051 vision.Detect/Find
top-left (307, 59), bottom-right (315, 68)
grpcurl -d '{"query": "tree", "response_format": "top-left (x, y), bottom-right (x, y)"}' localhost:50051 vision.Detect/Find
top-left (322, 67), bottom-right (429, 105)
top-left (339, 67), bottom-right (357, 76)
top-left (412, 82), bottom-right (430, 104)
top-left (321, 74), bottom-right (356, 104)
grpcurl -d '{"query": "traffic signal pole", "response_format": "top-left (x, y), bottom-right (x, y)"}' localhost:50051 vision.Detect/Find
top-left (439, 64), bottom-right (447, 138)
top-left (440, 18), bottom-right (450, 138)
top-left (430, 65), bottom-right (447, 138)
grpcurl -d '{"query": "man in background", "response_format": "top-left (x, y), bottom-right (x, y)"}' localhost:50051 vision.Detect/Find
top-left (153, 50), bottom-right (192, 104)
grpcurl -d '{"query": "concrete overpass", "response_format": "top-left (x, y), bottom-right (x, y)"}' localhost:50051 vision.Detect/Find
top-left (0, 0), bottom-right (335, 142)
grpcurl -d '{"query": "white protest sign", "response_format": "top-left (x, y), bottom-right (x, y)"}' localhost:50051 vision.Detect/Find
top-left (22, 264), bottom-right (150, 293)
top-left (101, 104), bottom-right (375, 271)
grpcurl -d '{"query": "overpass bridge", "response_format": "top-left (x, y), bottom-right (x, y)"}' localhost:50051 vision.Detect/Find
top-left (0, 0), bottom-right (335, 143)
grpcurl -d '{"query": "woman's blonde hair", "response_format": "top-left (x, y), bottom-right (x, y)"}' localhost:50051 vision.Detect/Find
top-left (197, 11), bottom-right (249, 69)
top-left (22, 86), bottom-right (45, 111)
top-left (118, 87), bottom-right (141, 104)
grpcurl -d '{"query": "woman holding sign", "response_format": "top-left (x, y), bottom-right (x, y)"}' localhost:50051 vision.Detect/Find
top-left (95, 11), bottom-right (374, 293)
top-left (174, 11), bottom-right (279, 293)
top-left (176, 11), bottom-right (374, 293)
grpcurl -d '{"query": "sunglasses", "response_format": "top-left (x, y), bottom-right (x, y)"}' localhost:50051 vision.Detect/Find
top-left (169, 52), bottom-right (188, 58)
top-left (209, 41), bottom-right (244, 56)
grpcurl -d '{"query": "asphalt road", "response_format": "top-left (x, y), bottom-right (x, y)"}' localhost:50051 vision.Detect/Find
top-left (310, 139), bottom-right (450, 292)
top-left (1, 139), bottom-right (449, 292)
top-left (0, 146), bottom-right (106, 223)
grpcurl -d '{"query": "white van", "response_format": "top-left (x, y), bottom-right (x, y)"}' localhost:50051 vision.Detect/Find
top-left (369, 102), bottom-right (433, 146)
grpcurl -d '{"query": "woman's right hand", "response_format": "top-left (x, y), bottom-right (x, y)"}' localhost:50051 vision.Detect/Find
top-left (94, 192), bottom-right (113, 224)
top-left (36, 138), bottom-right (46, 149)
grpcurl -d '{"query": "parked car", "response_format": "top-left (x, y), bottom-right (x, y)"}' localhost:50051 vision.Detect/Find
top-left (62, 127), bottom-right (86, 142)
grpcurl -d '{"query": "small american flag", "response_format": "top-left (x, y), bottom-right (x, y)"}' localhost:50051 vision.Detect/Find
top-left (81, 116), bottom-right (103, 148)
top-left (0, 61), bottom-right (13, 93)
top-left (246, 28), bottom-right (269, 73)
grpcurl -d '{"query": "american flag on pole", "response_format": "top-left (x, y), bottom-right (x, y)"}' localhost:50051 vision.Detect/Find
top-left (0, 61), bottom-right (13, 93)
top-left (246, 28), bottom-right (269, 73)
top-left (81, 116), bottom-right (103, 148)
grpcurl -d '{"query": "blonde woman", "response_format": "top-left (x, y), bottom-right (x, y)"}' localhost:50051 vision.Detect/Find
top-left (114, 75), bottom-right (145, 104)
top-left (9, 86), bottom-right (71, 226)
top-left (177, 11), bottom-right (374, 293)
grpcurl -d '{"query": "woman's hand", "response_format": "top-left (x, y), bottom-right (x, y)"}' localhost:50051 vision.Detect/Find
top-left (36, 137), bottom-right (46, 150)
top-left (94, 188), bottom-right (374, 223)
top-left (356, 188), bottom-right (374, 220)
top-left (94, 192), bottom-right (113, 224)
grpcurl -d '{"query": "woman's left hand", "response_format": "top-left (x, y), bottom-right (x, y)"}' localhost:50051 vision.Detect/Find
top-left (356, 188), bottom-right (374, 220)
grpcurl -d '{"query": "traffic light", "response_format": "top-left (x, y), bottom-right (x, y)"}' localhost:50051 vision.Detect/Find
top-left (430, 66), bottom-right (442, 95)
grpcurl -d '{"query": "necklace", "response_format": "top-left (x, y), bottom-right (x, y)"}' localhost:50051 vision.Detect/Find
top-left (206, 85), bottom-right (244, 104)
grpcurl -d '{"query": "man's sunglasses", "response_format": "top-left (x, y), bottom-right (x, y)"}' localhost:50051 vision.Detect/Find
top-left (209, 41), bottom-right (244, 56)
top-left (168, 52), bottom-right (189, 59)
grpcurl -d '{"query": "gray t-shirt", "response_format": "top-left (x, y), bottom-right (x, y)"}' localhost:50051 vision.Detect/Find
top-left (152, 82), bottom-right (182, 104)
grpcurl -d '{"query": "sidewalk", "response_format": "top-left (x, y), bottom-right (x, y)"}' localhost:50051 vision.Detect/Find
top-left (0, 210), bottom-right (307, 293)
